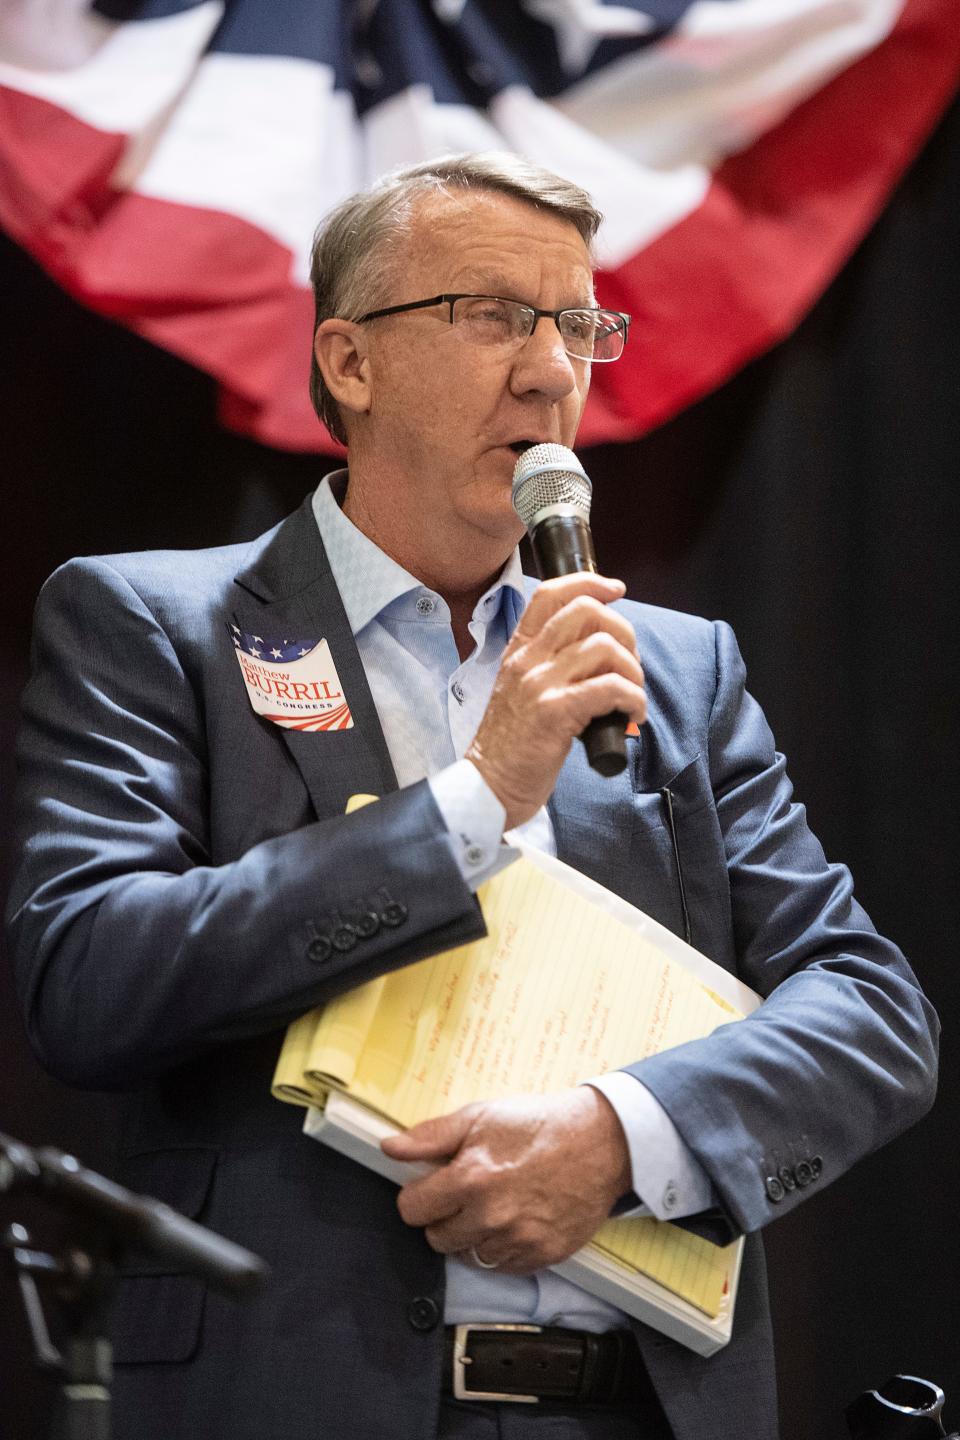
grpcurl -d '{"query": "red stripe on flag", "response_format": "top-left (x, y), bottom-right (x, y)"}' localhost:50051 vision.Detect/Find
top-left (0, 86), bottom-right (318, 433)
top-left (0, 88), bottom-right (124, 246)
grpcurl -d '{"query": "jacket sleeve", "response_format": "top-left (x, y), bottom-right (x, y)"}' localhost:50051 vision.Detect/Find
top-left (628, 620), bottom-right (939, 1239)
top-left (5, 558), bottom-right (486, 1090)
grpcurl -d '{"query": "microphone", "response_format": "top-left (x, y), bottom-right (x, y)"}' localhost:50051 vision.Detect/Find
top-left (512, 443), bottom-right (628, 777)
top-left (0, 1132), bottom-right (269, 1296)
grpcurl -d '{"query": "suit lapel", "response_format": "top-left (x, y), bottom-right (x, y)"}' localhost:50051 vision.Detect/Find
top-left (232, 495), bottom-right (398, 819)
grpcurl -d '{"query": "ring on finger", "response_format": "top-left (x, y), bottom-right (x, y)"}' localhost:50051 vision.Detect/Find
top-left (469, 1245), bottom-right (499, 1270)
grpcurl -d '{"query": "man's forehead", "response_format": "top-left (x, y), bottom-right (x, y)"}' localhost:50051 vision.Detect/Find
top-left (402, 188), bottom-right (595, 290)
top-left (413, 186), bottom-right (587, 237)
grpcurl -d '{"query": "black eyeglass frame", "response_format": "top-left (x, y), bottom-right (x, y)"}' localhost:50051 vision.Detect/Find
top-left (355, 293), bottom-right (631, 361)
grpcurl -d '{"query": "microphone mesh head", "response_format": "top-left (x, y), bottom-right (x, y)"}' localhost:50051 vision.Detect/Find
top-left (512, 444), bottom-right (592, 530)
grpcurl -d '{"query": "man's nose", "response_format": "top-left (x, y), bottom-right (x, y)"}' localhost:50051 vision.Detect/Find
top-left (509, 316), bottom-right (582, 400)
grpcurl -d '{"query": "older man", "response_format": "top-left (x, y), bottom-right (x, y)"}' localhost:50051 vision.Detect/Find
top-left (7, 154), bottom-right (937, 1440)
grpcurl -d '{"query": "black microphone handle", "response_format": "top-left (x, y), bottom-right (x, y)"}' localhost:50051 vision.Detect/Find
top-left (529, 513), bottom-right (628, 777)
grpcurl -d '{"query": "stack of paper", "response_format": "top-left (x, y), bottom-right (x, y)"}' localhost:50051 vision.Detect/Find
top-left (273, 804), bottom-right (759, 1354)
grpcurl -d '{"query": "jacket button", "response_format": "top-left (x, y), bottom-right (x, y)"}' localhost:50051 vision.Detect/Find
top-left (794, 1159), bottom-right (814, 1187)
top-left (407, 1296), bottom-right (440, 1332)
top-left (777, 1165), bottom-right (797, 1192)
top-left (381, 901), bottom-right (408, 928)
top-left (809, 1155), bottom-right (823, 1179)
top-left (764, 1175), bottom-right (785, 1204)
top-left (306, 936), bottom-right (332, 964)
top-left (355, 911), bottom-right (381, 939)
top-left (332, 924), bottom-right (358, 952)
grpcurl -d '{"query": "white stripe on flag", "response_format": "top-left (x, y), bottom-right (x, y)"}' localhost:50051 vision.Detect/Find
top-left (554, 0), bottom-right (907, 169)
top-left (120, 54), bottom-right (360, 281)
top-left (363, 84), bottom-right (503, 181)
top-left (0, 1), bottom-right (223, 132)
top-left (491, 85), bottom-right (711, 268)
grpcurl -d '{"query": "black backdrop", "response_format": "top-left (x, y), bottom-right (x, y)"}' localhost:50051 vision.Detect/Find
top-left (2, 97), bottom-right (958, 1440)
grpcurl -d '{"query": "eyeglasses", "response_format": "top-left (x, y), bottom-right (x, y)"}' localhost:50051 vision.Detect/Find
top-left (356, 294), bottom-right (631, 363)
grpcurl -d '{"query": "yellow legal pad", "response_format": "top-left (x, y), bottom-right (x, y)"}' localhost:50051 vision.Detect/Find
top-left (273, 800), bottom-right (742, 1319)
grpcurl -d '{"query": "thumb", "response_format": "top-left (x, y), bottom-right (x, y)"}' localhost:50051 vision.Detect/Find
top-left (381, 1105), bottom-right (478, 1161)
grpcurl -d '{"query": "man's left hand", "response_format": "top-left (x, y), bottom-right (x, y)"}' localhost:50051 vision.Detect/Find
top-left (380, 1087), bottom-right (632, 1273)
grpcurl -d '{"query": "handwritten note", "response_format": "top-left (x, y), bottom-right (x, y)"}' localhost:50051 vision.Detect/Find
top-left (300, 859), bottom-right (737, 1133)
top-left (273, 841), bottom-right (743, 1317)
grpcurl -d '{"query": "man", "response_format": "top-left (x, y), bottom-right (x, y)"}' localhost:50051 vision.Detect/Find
top-left (7, 154), bottom-right (937, 1440)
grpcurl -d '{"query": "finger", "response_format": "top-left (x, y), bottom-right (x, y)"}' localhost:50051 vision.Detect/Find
top-left (463, 1241), bottom-right (510, 1270)
top-left (427, 1215), bottom-right (520, 1268)
top-left (544, 632), bottom-right (646, 691)
top-left (423, 1213), bottom-right (492, 1255)
top-left (494, 1245), bottom-right (558, 1276)
top-left (456, 1234), bottom-right (554, 1275)
top-left (513, 574), bottom-right (625, 641)
top-left (381, 1105), bottom-right (477, 1163)
top-left (522, 593), bottom-right (639, 662)
top-left (395, 1167), bottom-right (464, 1228)
top-left (559, 674), bottom-right (648, 732)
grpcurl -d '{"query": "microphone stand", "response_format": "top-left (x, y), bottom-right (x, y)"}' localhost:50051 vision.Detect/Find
top-left (1, 1132), bottom-right (269, 1440)
top-left (4, 1218), bottom-right (115, 1440)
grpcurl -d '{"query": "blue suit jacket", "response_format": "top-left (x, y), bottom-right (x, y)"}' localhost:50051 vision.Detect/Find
top-left (6, 495), bottom-right (938, 1440)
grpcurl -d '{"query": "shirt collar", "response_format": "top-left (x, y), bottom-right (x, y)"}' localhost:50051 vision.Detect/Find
top-left (312, 470), bottom-right (527, 636)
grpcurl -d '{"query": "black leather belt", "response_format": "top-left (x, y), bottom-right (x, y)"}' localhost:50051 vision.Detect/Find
top-left (443, 1324), bottom-right (656, 1405)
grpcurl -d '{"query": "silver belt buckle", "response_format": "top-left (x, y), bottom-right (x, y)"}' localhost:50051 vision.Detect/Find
top-left (452, 1323), bottom-right (542, 1403)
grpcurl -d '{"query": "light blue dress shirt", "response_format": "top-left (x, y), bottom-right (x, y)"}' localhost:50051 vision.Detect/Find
top-left (312, 473), bottom-right (713, 1331)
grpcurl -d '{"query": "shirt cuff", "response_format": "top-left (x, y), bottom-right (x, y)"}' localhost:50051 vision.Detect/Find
top-left (585, 1072), bottom-right (716, 1222)
top-left (428, 760), bottom-right (517, 891)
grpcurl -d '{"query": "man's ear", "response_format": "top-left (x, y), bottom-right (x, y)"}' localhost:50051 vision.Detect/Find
top-left (314, 319), bottom-right (372, 422)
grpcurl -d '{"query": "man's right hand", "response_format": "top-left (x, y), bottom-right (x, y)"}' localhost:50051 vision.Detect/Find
top-left (465, 574), bottom-right (647, 830)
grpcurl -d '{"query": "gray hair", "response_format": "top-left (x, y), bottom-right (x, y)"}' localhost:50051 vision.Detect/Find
top-left (308, 152), bottom-right (603, 444)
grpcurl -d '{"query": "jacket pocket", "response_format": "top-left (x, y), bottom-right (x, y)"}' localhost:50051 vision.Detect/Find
top-left (112, 1146), bottom-right (218, 1365)
top-left (630, 754), bottom-right (734, 961)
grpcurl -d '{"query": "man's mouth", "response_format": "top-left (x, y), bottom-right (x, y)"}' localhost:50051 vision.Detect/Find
top-left (508, 440), bottom-right (537, 454)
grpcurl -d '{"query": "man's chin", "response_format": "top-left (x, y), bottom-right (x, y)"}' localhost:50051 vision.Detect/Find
top-left (448, 518), bottom-right (523, 581)
top-left (450, 461), bottom-right (530, 559)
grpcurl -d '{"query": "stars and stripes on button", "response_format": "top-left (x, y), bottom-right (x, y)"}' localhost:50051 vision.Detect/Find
top-left (229, 625), bottom-right (353, 731)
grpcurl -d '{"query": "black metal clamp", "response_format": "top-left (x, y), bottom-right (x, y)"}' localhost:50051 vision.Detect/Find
top-left (1, 1131), bottom-right (269, 1440)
